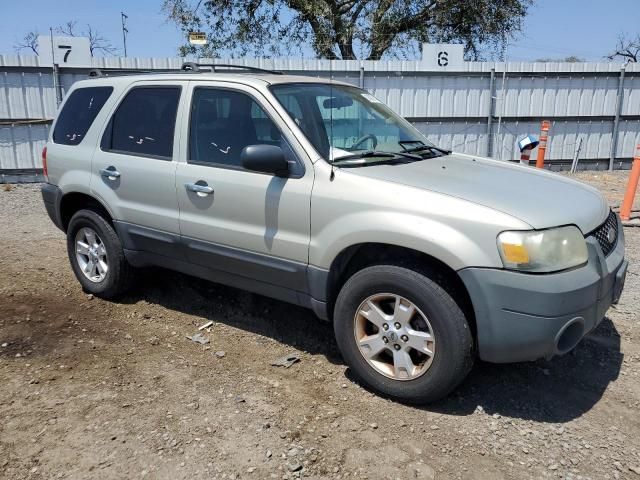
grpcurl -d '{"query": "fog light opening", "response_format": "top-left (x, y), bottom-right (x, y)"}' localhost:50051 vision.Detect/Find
top-left (555, 318), bottom-right (585, 355)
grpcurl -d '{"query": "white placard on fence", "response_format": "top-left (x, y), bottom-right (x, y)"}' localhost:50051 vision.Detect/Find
top-left (421, 43), bottom-right (465, 70)
top-left (38, 35), bottom-right (92, 67)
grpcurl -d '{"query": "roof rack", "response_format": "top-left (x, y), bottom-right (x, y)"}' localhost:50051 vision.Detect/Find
top-left (181, 62), bottom-right (282, 74)
top-left (88, 68), bottom-right (161, 78)
top-left (87, 62), bottom-right (283, 79)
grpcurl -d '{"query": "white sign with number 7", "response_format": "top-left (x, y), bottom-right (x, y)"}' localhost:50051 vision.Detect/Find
top-left (38, 35), bottom-right (92, 67)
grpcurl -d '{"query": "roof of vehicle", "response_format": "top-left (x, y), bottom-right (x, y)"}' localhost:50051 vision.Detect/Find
top-left (78, 71), bottom-right (355, 90)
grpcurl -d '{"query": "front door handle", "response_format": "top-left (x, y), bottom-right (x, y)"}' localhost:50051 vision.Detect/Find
top-left (185, 182), bottom-right (214, 196)
top-left (100, 167), bottom-right (121, 181)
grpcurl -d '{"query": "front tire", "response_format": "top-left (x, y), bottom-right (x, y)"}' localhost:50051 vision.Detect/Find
top-left (333, 265), bottom-right (474, 404)
top-left (66, 209), bottom-right (133, 299)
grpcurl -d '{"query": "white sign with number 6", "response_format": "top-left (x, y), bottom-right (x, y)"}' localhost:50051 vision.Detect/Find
top-left (421, 43), bottom-right (464, 70)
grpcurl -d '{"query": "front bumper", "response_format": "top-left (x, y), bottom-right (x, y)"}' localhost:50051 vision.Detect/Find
top-left (459, 216), bottom-right (626, 363)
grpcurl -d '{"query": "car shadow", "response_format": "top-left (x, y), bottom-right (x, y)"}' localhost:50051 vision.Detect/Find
top-left (121, 268), bottom-right (623, 423)
top-left (419, 316), bottom-right (623, 423)
top-left (118, 268), bottom-right (343, 364)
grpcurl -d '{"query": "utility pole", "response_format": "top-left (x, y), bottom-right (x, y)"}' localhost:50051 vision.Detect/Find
top-left (121, 12), bottom-right (129, 57)
top-left (50, 27), bottom-right (62, 106)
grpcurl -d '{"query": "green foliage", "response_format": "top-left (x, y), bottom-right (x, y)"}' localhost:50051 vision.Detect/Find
top-left (163, 0), bottom-right (532, 60)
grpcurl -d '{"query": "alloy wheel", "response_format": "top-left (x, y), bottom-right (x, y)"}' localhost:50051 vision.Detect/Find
top-left (353, 293), bottom-right (436, 380)
top-left (74, 227), bottom-right (108, 283)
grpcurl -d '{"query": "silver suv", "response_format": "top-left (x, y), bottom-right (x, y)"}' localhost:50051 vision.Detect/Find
top-left (41, 64), bottom-right (627, 403)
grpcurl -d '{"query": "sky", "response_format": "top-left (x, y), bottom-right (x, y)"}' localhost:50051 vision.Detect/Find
top-left (0, 0), bottom-right (638, 62)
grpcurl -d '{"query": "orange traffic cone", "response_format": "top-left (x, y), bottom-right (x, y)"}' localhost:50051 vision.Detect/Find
top-left (535, 121), bottom-right (551, 169)
top-left (620, 145), bottom-right (640, 221)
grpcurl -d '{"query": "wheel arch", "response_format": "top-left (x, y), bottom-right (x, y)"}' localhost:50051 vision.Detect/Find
top-left (323, 243), bottom-right (477, 338)
top-left (59, 191), bottom-right (114, 232)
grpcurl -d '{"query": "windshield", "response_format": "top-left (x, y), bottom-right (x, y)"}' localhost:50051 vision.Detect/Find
top-left (270, 83), bottom-right (438, 162)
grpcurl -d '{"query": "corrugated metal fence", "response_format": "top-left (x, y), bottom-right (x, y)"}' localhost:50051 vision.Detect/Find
top-left (1, 54), bottom-right (639, 181)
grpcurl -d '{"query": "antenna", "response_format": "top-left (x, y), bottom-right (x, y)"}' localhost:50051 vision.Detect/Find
top-left (121, 12), bottom-right (129, 57)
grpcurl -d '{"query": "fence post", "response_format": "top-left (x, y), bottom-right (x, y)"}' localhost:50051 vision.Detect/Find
top-left (52, 63), bottom-right (62, 105)
top-left (535, 120), bottom-right (551, 169)
top-left (620, 145), bottom-right (640, 221)
top-left (610, 65), bottom-right (626, 171)
top-left (570, 137), bottom-right (583, 173)
top-left (486, 67), bottom-right (496, 157)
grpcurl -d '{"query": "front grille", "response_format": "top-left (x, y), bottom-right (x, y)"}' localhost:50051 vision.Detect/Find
top-left (588, 210), bottom-right (618, 257)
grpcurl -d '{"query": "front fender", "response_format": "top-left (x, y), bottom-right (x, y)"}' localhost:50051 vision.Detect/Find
top-left (310, 210), bottom-right (501, 271)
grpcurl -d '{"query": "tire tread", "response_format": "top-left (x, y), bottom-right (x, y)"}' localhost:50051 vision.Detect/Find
top-left (66, 208), bottom-right (133, 298)
top-left (333, 264), bottom-right (474, 404)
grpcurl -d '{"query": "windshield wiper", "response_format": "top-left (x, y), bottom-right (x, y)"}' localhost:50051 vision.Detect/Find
top-left (332, 150), bottom-right (422, 166)
top-left (402, 144), bottom-right (452, 156)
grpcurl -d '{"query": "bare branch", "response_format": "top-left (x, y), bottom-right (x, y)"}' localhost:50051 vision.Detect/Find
top-left (85, 25), bottom-right (119, 56)
top-left (55, 20), bottom-right (118, 56)
top-left (606, 33), bottom-right (639, 63)
top-left (13, 31), bottom-right (39, 56)
top-left (56, 21), bottom-right (79, 37)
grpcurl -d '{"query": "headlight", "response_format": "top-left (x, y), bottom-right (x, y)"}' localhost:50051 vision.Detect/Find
top-left (497, 226), bottom-right (588, 273)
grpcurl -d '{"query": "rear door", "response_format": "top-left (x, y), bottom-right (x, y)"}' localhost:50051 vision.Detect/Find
top-left (46, 85), bottom-right (114, 190)
top-left (175, 81), bottom-right (314, 292)
top-left (91, 81), bottom-right (186, 257)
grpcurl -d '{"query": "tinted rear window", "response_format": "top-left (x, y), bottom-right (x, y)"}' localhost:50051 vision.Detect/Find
top-left (53, 87), bottom-right (113, 145)
top-left (102, 86), bottom-right (181, 159)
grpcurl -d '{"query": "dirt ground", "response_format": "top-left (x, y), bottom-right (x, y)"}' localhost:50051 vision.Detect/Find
top-left (1, 171), bottom-right (639, 480)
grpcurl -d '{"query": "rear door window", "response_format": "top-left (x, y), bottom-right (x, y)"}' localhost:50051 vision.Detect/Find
top-left (102, 86), bottom-right (181, 159)
top-left (53, 87), bottom-right (113, 145)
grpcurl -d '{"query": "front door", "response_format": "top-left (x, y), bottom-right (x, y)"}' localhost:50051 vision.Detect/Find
top-left (175, 82), bottom-right (314, 292)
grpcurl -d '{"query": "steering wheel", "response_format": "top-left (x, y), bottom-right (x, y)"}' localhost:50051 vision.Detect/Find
top-left (351, 133), bottom-right (378, 150)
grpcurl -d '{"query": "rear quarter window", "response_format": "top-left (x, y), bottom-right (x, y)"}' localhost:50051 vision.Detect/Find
top-left (53, 87), bottom-right (113, 145)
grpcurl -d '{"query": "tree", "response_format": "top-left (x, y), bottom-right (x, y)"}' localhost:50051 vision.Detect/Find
top-left (13, 30), bottom-right (39, 55)
top-left (607, 33), bottom-right (639, 63)
top-left (56, 21), bottom-right (118, 56)
top-left (13, 23), bottom-right (118, 57)
top-left (535, 56), bottom-right (584, 63)
top-left (162, 0), bottom-right (533, 60)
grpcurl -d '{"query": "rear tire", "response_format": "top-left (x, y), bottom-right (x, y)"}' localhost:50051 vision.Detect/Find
top-left (333, 264), bottom-right (474, 404)
top-left (66, 209), bottom-right (133, 299)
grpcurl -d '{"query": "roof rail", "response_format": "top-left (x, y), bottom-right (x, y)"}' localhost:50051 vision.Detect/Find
top-left (87, 63), bottom-right (283, 79)
top-left (88, 68), bottom-right (164, 78)
top-left (181, 62), bottom-right (282, 75)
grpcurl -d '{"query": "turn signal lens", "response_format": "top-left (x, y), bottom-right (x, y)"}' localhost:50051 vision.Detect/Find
top-left (501, 243), bottom-right (530, 264)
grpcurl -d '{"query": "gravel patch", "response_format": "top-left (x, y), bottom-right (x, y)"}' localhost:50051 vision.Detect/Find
top-left (0, 173), bottom-right (638, 479)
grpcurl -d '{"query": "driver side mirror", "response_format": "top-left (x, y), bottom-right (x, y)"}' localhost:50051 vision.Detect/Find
top-left (241, 144), bottom-right (289, 177)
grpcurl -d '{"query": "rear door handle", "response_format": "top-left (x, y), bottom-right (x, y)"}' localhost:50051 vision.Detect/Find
top-left (185, 182), bottom-right (214, 196)
top-left (100, 167), bottom-right (121, 180)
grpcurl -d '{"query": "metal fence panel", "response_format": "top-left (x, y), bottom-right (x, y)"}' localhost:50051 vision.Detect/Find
top-left (0, 124), bottom-right (48, 170)
top-left (414, 121), bottom-right (488, 156)
top-left (0, 54), bottom-right (639, 174)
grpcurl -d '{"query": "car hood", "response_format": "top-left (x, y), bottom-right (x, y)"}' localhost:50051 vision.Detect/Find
top-left (347, 152), bottom-right (609, 233)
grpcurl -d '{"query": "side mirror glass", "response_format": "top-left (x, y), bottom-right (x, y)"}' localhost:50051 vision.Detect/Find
top-left (241, 144), bottom-right (289, 177)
